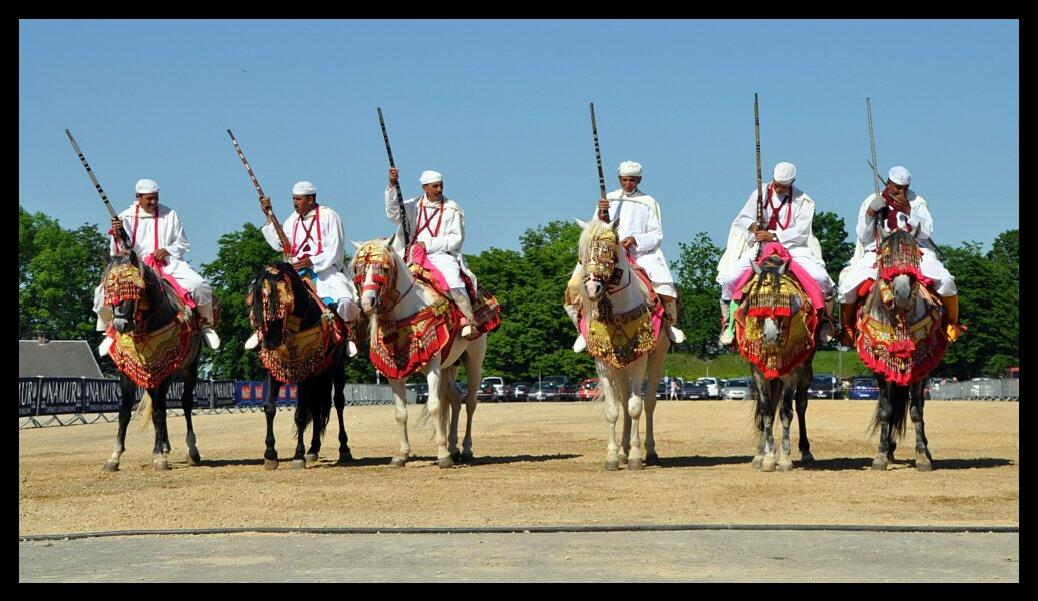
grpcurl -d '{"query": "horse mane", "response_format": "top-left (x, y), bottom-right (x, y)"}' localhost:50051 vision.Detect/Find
top-left (576, 220), bottom-right (650, 320)
top-left (350, 238), bottom-right (410, 351)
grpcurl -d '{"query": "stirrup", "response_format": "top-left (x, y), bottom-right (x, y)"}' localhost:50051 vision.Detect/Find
top-left (348, 340), bottom-right (359, 357)
top-left (718, 327), bottom-right (734, 346)
top-left (573, 335), bottom-right (587, 353)
top-left (245, 332), bottom-right (260, 351)
top-left (202, 327), bottom-right (221, 350)
top-left (668, 325), bottom-right (686, 344)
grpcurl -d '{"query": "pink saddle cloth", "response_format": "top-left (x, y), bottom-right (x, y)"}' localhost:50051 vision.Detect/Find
top-left (144, 255), bottom-right (196, 310)
top-left (730, 242), bottom-right (825, 311)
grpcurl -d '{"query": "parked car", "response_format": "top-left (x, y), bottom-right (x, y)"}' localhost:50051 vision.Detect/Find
top-left (849, 376), bottom-right (879, 400)
top-left (808, 373), bottom-right (838, 399)
top-left (511, 381), bottom-right (532, 401)
top-left (577, 378), bottom-right (600, 400)
top-left (405, 382), bottom-right (429, 404)
top-left (721, 378), bottom-right (751, 400)
top-left (481, 376), bottom-right (512, 400)
top-left (680, 381), bottom-right (710, 400)
top-left (697, 377), bottom-right (721, 399)
top-left (528, 381), bottom-right (560, 401)
top-left (476, 381), bottom-right (497, 401)
top-left (970, 377), bottom-right (998, 398)
top-left (542, 376), bottom-right (576, 400)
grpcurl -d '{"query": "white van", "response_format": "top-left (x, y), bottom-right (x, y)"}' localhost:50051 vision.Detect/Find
top-left (697, 377), bottom-right (721, 399)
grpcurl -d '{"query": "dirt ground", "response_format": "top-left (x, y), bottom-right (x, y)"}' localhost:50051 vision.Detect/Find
top-left (19, 400), bottom-right (1018, 535)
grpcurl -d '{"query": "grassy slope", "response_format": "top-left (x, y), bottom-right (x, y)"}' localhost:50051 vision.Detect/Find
top-left (663, 349), bottom-right (868, 380)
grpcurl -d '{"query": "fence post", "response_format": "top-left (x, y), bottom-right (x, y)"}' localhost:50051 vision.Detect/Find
top-left (35, 376), bottom-right (43, 417)
top-left (209, 377), bottom-right (215, 410)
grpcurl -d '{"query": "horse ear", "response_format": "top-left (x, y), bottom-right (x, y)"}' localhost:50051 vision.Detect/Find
top-left (350, 240), bottom-right (362, 250)
top-left (778, 260), bottom-right (789, 275)
top-left (575, 218), bottom-right (589, 229)
top-left (751, 260), bottom-right (762, 275)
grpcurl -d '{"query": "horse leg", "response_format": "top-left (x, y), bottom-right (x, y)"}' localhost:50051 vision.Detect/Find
top-left (759, 380), bottom-right (778, 472)
top-left (910, 384), bottom-right (934, 471)
top-left (643, 348), bottom-right (665, 465)
top-left (305, 375), bottom-right (331, 468)
top-left (151, 384), bottom-right (171, 470)
top-left (292, 381), bottom-right (309, 469)
top-left (425, 360), bottom-right (453, 468)
top-left (778, 388), bottom-right (794, 472)
top-left (616, 375), bottom-right (631, 466)
top-left (600, 373), bottom-right (621, 471)
top-left (795, 389), bottom-right (813, 464)
top-left (181, 356), bottom-right (201, 465)
top-left (626, 359), bottom-right (648, 470)
top-left (333, 363), bottom-right (352, 464)
top-left (872, 388), bottom-right (893, 470)
top-left (444, 366), bottom-right (462, 462)
top-left (103, 375), bottom-right (136, 471)
top-left (264, 376), bottom-right (281, 470)
top-left (389, 379), bottom-right (410, 467)
top-left (461, 344), bottom-right (484, 463)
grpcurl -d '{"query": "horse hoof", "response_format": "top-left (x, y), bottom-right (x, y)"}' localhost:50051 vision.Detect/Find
top-left (102, 462), bottom-right (119, 472)
top-left (762, 456), bottom-right (776, 472)
top-left (390, 457), bottom-right (407, 468)
top-left (186, 451), bottom-right (201, 466)
top-left (292, 459), bottom-right (305, 469)
top-left (617, 454), bottom-right (629, 466)
top-left (337, 453), bottom-right (352, 465)
top-left (305, 453), bottom-right (318, 468)
top-left (800, 451), bottom-right (815, 464)
top-left (153, 460), bottom-right (171, 471)
top-left (778, 461), bottom-right (793, 472)
top-left (645, 453), bottom-right (660, 466)
top-left (916, 453), bottom-right (934, 472)
top-left (461, 451), bottom-right (474, 463)
top-left (438, 457), bottom-right (454, 469)
top-left (264, 458), bottom-right (279, 470)
top-left (752, 456), bottom-right (764, 469)
top-left (604, 460), bottom-right (620, 471)
top-left (628, 458), bottom-right (643, 471)
top-left (872, 456), bottom-right (889, 470)
top-left (451, 450), bottom-right (462, 462)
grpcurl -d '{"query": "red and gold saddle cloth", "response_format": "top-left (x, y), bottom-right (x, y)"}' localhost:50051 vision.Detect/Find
top-left (734, 272), bottom-right (818, 379)
top-left (107, 313), bottom-right (195, 389)
top-left (258, 314), bottom-right (346, 384)
top-left (370, 295), bottom-right (461, 380)
top-left (856, 281), bottom-right (947, 386)
top-left (407, 244), bottom-right (501, 335)
top-left (584, 300), bottom-right (664, 369)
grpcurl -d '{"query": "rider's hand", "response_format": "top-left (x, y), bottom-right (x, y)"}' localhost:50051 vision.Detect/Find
top-left (152, 248), bottom-right (170, 263)
top-left (890, 191), bottom-right (910, 214)
top-left (110, 217), bottom-right (122, 233)
top-left (293, 257), bottom-right (313, 270)
top-left (259, 195), bottom-right (272, 215)
top-left (868, 194), bottom-right (886, 212)
top-left (597, 198), bottom-right (610, 212)
top-left (754, 230), bottom-right (776, 242)
top-left (621, 236), bottom-right (637, 249)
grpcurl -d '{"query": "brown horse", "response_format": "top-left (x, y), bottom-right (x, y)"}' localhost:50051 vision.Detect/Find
top-left (100, 250), bottom-right (211, 471)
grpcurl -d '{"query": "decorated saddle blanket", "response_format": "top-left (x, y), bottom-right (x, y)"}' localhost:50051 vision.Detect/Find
top-left (258, 312), bottom-right (347, 384)
top-left (733, 268), bottom-right (817, 379)
top-left (579, 301), bottom-right (664, 369)
top-left (730, 242), bottom-right (825, 312)
top-left (106, 313), bottom-right (195, 389)
top-left (407, 243), bottom-right (501, 335)
top-left (856, 281), bottom-right (947, 386)
top-left (370, 294), bottom-right (461, 380)
top-left (144, 255), bottom-right (196, 310)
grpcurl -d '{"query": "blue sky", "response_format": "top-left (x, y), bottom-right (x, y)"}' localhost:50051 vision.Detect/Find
top-left (20, 19), bottom-right (1018, 270)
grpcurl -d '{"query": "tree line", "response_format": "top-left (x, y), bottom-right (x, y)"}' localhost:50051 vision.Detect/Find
top-left (19, 204), bottom-right (1018, 381)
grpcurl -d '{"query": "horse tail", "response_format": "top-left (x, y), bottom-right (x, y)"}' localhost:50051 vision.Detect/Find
top-left (317, 375), bottom-right (333, 439)
top-left (135, 390), bottom-right (153, 431)
top-left (868, 383), bottom-right (910, 441)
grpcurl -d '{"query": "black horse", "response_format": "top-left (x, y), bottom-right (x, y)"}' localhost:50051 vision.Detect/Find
top-left (100, 250), bottom-right (205, 471)
top-left (858, 230), bottom-right (947, 471)
top-left (247, 263), bottom-right (352, 469)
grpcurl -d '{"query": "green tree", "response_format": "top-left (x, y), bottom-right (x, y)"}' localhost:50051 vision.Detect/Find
top-left (670, 232), bottom-right (723, 358)
top-left (812, 210), bottom-right (853, 285)
top-left (19, 205), bottom-right (109, 354)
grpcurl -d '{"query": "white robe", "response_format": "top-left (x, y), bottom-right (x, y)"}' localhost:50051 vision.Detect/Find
top-left (837, 193), bottom-right (956, 301)
top-left (262, 205), bottom-right (358, 307)
top-left (94, 202), bottom-right (211, 319)
top-left (591, 188), bottom-right (676, 294)
top-left (715, 184), bottom-right (832, 299)
top-left (385, 188), bottom-right (477, 292)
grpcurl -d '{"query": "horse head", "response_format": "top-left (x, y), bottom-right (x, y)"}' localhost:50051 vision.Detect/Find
top-left (576, 217), bottom-right (621, 302)
top-left (350, 237), bottom-right (402, 316)
top-left (876, 229), bottom-right (925, 316)
top-left (747, 254), bottom-right (801, 350)
top-left (104, 250), bottom-right (159, 335)
top-left (246, 262), bottom-right (296, 349)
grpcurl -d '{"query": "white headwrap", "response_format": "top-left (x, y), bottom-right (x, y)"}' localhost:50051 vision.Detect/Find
top-left (888, 166), bottom-right (911, 186)
top-left (773, 162), bottom-right (796, 184)
top-left (419, 170), bottom-right (443, 185)
top-left (618, 161), bottom-right (643, 177)
top-left (134, 179), bottom-right (159, 194)
top-left (292, 181), bottom-right (317, 195)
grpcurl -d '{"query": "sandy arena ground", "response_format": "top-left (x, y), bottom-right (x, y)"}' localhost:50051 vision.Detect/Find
top-left (19, 400), bottom-right (1018, 535)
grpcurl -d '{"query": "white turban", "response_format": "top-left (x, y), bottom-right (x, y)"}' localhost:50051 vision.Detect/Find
top-left (292, 181), bottom-right (317, 195)
top-left (888, 166), bottom-right (911, 186)
top-left (773, 162), bottom-right (796, 184)
top-left (134, 179), bottom-right (159, 194)
top-left (618, 161), bottom-right (642, 177)
top-left (419, 170), bottom-right (443, 185)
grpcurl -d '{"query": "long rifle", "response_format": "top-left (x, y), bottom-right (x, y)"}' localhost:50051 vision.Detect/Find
top-left (590, 102), bottom-right (609, 222)
top-left (753, 93), bottom-right (764, 259)
top-left (65, 129), bottom-right (130, 247)
top-left (226, 129), bottom-right (292, 260)
top-left (866, 98), bottom-right (885, 247)
top-left (377, 107), bottom-right (411, 247)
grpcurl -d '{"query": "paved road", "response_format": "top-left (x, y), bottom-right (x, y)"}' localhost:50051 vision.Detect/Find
top-left (19, 530), bottom-right (1018, 582)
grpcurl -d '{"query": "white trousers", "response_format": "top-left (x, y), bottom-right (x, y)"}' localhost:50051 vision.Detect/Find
top-left (838, 248), bottom-right (956, 302)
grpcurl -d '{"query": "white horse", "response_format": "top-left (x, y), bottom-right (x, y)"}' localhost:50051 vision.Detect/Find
top-left (575, 218), bottom-right (670, 471)
top-left (351, 235), bottom-right (487, 469)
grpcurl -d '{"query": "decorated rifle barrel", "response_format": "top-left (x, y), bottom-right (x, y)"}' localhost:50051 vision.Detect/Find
top-left (589, 102), bottom-right (608, 220)
top-left (65, 129), bottom-right (130, 245)
top-left (753, 93), bottom-right (764, 230)
top-left (226, 129), bottom-right (292, 258)
top-left (377, 107), bottom-right (411, 246)
top-left (866, 98), bottom-right (882, 199)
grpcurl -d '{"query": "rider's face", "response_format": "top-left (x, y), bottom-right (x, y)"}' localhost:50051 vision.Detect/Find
top-left (422, 181), bottom-right (444, 201)
top-left (136, 193), bottom-right (158, 215)
top-left (619, 176), bottom-right (641, 194)
top-left (293, 194), bottom-right (317, 216)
